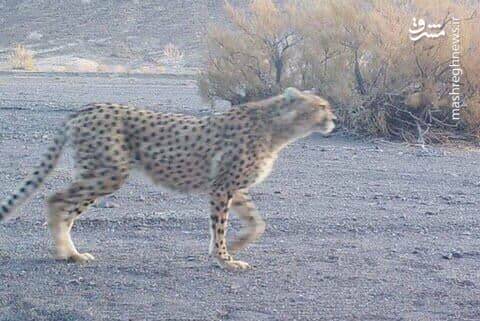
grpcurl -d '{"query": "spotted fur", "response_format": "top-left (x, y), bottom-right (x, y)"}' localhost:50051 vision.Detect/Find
top-left (0, 87), bottom-right (336, 270)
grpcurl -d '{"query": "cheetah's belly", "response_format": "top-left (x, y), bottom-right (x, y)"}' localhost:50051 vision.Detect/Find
top-left (140, 154), bottom-right (211, 192)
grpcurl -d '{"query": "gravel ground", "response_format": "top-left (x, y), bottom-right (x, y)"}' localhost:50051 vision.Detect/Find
top-left (0, 73), bottom-right (479, 321)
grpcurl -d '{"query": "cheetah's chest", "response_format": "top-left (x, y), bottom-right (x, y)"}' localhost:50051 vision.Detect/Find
top-left (252, 155), bottom-right (277, 186)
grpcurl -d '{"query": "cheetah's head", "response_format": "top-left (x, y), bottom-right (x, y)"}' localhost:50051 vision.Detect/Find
top-left (277, 87), bottom-right (337, 137)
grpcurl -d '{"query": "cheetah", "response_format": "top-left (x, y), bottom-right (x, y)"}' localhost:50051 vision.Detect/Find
top-left (0, 87), bottom-right (336, 270)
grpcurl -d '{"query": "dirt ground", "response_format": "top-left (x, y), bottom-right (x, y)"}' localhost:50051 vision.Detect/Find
top-left (0, 73), bottom-right (479, 321)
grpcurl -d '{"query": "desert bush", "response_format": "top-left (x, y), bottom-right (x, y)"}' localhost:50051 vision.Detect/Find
top-left (199, 0), bottom-right (300, 103)
top-left (462, 98), bottom-right (480, 139)
top-left (199, 0), bottom-right (299, 104)
top-left (200, 0), bottom-right (479, 143)
top-left (132, 65), bottom-right (166, 74)
top-left (8, 44), bottom-right (36, 71)
top-left (97, 64), bottom-right (128, 73)
top-left (163, 43), bottom-right (184, 62)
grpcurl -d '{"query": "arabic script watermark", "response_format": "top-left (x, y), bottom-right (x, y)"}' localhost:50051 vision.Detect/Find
top-left (408, 17), bottom-right (446, 42)
top-left (409, 17), bottom-right (464, 121)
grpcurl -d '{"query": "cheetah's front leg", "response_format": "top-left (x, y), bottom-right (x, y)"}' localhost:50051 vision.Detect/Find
top-left (209, 191), bottom-right (250, 270)
top-left (229, 190), bottom-right (265, 254)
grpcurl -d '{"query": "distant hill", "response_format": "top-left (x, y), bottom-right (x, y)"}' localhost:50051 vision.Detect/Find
top-left (0, 0), bottom-right (247, 72)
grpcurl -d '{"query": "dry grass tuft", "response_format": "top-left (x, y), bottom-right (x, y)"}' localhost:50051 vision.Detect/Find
top-left (9, 44), bottom-right (36, 71)
top-left (163, 43), bottom-right (184, 62)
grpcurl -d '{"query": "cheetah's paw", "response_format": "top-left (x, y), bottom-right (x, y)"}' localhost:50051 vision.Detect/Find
top-left (69, 252), bottom-right (95, 263)
top-left (216, 258), bottom-right (251, 271)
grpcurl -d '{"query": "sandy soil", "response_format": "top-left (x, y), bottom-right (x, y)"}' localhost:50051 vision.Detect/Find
top-left (0, 73), bottom-right (479, 321)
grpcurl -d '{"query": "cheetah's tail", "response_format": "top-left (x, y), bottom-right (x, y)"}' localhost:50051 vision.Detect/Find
top-left (0, 127), bottom-right (68, 222)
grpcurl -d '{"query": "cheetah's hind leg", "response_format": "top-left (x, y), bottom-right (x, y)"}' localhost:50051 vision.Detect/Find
top-left (48, 191), bottom-right (96, 263)
top-left (47, 169), bottom-right (127, 263)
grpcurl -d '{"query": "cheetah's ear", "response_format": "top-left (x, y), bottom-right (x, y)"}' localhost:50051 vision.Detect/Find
top-left (283, 87), bottom-right (303, 103)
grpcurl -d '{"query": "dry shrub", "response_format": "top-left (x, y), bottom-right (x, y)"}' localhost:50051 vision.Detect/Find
top-left (462, 96), bottom-right (480, 139)
top-left (199, 0), bottom-right (298, 104)
top-left (9, 44), bottom-right (36, 71)
top-left (200, 0), bottom-right (479, 143)
top-left (96, 64), bottom-right (111, 73)
top-left (132, 65), bottom-right (166, 74)
top-left (97, 64), bottom-right (128, 73)
top-left (62, 58), bottom-right (99, 72)
top-left (163, 43), bottom-right (184, 61)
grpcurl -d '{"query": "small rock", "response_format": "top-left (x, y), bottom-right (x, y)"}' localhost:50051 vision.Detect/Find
top-left (216, 309), bottom-right (229, 318)
top-left (326, 255), bottom-right (338, 262)
top-left (442, 253), bottom-right (453, 260)
top-left (452, 251), bottom-right (463, 258)
top-left (155, 212), bottom-right (172, 221)
top-left (457, 280), bottom-right (475, 287)
top-left (274, 191), bottom-right (281, 194)
top-left (230, 283), bottom-right (240, 290)
top-left (94, 199), bottom-right (119, 208)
